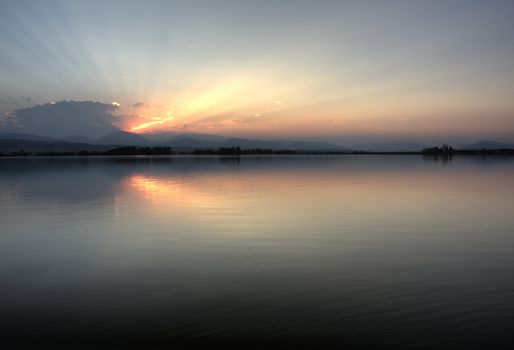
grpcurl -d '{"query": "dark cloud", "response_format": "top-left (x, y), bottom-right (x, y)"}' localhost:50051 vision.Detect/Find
top-left (0, 100), bottom-right (120, 137)
top-left (132, 102), bottom-right (145, 108)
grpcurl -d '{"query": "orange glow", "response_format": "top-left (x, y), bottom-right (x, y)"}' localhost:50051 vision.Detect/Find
top-left (113, 166), bottom-right (508, 235)
top-left (130, 112), bottom-right (175, 132)
top-left (123, 174), bottom-right (232, 211)
top-left (112, 64), bottom-right (514, 138)
top-left (117, 69), bottom-right (312, 134)
top-left (126, 175), bottom-right (198, 203)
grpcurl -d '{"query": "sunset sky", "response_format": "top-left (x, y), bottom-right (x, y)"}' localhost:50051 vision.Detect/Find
top-left (0, 0), bottom-right (513, 143)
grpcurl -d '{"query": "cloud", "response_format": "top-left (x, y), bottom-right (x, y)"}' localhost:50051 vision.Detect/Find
top-left (0, 100), bottom-right (120, 137)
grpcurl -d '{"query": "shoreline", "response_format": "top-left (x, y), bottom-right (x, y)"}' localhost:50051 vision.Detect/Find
top-left (1, 150), bottom-right (514, 158)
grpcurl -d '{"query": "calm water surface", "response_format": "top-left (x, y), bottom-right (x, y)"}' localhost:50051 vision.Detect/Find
top-left (1, 155), bottom-right (514, 348)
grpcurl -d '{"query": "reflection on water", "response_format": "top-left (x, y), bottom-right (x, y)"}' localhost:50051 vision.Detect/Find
top-left (1, 155), bottom-right (514, 348)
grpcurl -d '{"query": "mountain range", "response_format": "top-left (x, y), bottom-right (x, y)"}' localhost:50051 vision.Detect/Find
top-left (0, 131), bottom-right (349, 152)
top-left (1, 131), bottom-right (513, 153)
top-left (460, 140), bottom-right (514, 150)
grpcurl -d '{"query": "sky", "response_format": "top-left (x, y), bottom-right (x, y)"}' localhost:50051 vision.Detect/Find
top-left (0, 0), bottom-right (513, 144)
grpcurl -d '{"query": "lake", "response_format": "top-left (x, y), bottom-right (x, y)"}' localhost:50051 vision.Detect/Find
top-left (1, 155), bottom-right (514, 349)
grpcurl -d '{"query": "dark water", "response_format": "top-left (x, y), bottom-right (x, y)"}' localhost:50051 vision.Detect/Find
top-left (1, 155), bottom-right (514, 349)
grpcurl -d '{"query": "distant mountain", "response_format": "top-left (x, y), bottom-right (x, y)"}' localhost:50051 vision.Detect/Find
top-left (167, 137), bottom-right (220, 149)
top-left (146, 133), bottom-right (344, 149)
top-left (0, 130), bottom-right (348, 153)
top-left (354, 141), bottom-right (430, 152)
top-left (171, 133), bottom-right (227, 142)
top-left (222, 138), bottom-right (345, 151)
top-left (168, 136), bottom-right (347, 151)
top-left (3, 131), bottom-right (514, 153)
top-left (95, 131), bottom-right (155, 146)
top-left (0, 139), bottom-right (112, 153)
top-left (60, 134), bottom-right (95, 143)
top-left (142, 132), bottom-right (226, 143)
top-left (462, 140), bottom-right (514, 150)
top-left (0, 133), bottom-right (56, 142)
top-left (138, 132), bottom-right (182, 143)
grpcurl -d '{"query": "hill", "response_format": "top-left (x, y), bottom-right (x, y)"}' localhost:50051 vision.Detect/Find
top-left (0, 133), bottom-right (56, 142)
top-left (462, 140), bottom-right (514, 150)
top-left (0, 139), bottom-right (113, 153)
top-left (95, 131), bottom-right (155, 146)
top-left (168, 137), bottom-right (346, 151)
